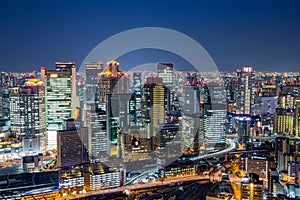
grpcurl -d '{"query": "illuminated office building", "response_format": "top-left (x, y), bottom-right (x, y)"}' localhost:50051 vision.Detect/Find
top-left (41, 62), bottom-right (77, 131)
top-left (275, 137), bottom-right (300, 171)
top-left (85, 62), bottom-right (103, 103)
top-left (241, 173), bottom-right (263, 200)
top-left (132, 72), bottom-right (142, 95)
top-left (57, 119), bottom-right (89, 168)
top-left (274, 108), bottom-right (294, 135)
top-left (236, 66), bottom-right (255, 115)
top-left (204, 109), bottom-right (226, 149)
top-left (97, 60), bottom-right (128, 157)
top-left (86, 103), bottom-right (107, 162)
top-left (130, 72), bottom-right (143, 127)
top-left (157, 63), bottom-right (174, 91)
top-left (98, 60), bottom-right (128, 106)
top-left (201, 82), bottom-right (226, 149)
top-left (10, 79), bottom-right (46, 153)
top-left (106, 93), bottom-right (131, 157)
top-left (242, 152), bottom-right (275, 187)
top-left (260, 84), bottom-right (278, 97)
top-left (0, 87), bottom-right (10, 120)
top-left (182, 85), bottom-right (200, 115)
top-left (141, 76), bottom-right (170, 150)
top-left (295, 100), bottom-right (300, 136)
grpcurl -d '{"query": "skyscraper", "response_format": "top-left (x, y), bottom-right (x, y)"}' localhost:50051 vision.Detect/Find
top-left (86, 103), bottom-right (107, 162)
top-left (98, 60), bottom-right (128, 106)
top-left (157, 63), bottom-right (174, 91)
top-left (141, 76), bottom-right (170, 150)
top-left (57, 119), bottom-right (89, 168)
top-left (0, 87), bottom-right (10, 120)
top-left (274, 108), bottom-right (294, 135)
top-left (97, 60), bottom-right (128, 156)
top-left (10, 79), bottom-right (46, 153)
top-left (295, 100), bottom-right (300, 136)
top-left (85, 62), bottom-right (103, 103)
top-left (201, 81), bottom-right (226, 150)
top-left (236, 66), bottom-right (255, 115)
top-left (41, 62), bottom-right (77, 130)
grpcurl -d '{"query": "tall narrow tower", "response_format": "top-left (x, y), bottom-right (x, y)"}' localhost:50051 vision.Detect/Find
top-left (236, 66), bottom-right (255, 115)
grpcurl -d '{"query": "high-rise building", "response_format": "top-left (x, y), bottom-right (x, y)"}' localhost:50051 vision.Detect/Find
top-left (204, 110), bottom-right (226, 149)
top-left (41, 62), bottom-right (77, 130)
top-left (0, 87), bottom-right (10, 120)
top-left (183, 85), bottom-right (200, 116)
top-left (97, 60), bottom-right (128, 157)
top-left (130, 72), bottom-right (143, 127)
top-left (106, 93), bottom-right (131, 157)
top-left (132, 72), bottom-right (142, 95)
top-left (141, 76), bottom-right (170, 150)
top-left (10, 79), bottom-right (46, 153)
top-left (260, 84), bottom-right (278, 97)
top-left (275, 137), bottom-right (300, 171)
top-left (157, 63), bottom-right (174, 91)
top-left (85, 62), bottom-right (103, 103)
top-left (200, 81), bottom-right (226, 150)
top-left (295, 100), bottom-right (300, 136)
top-left (236, 66), bottom-right (255, 115)
top-left (274, 108), bottom-right (294, 135)
top-left (98, 60), bottom-right (128, 106)
top-left (241, 173), bottom-right (263, 200)
top-left (86, 103), bottom-right (107, 162)
top-left (241, 152), bottom-right (275, 187)
top-left (57, 119), bottom-right (89, 168)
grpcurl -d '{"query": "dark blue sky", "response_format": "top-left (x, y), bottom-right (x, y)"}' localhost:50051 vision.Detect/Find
top-left (0, 0), bottom-right (300, 72)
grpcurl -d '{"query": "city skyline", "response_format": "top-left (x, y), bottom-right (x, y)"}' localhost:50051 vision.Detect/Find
top-left (1, 1), bottom-right (300, 199)
top-left (0, 0), bottom-right (300, 72)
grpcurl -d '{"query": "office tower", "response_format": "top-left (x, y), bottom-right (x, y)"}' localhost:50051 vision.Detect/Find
top-left (274, 108), bottom-right (294, 135)
top-left (97, 60), bottom-right (128, 157)
top-left (201, 81), bottom-right (226, 149)
top-left (275, 137), bottom-right (300, 171)
top-left (281, 85), bottom-right (300, 98)
top-left (0, 72), bottom-right (6, 87)
top-left (157, 63), bottom-right (174, 90)
top-left (258, 96), bottom-right (278, 115)
top-left (57, 119), bottom-right (89, 168)
top-left (155, 123), bottom-right (181, 158)
top-left (241, 173), bottom-right (263, 200)
top-left (86, 103), bottom-right (107, 162)
top-left (236, 66), bottom-right (255, 115)
top-left (130, 72), bottom-right (143, 127)
top-left (295, 100), bottom-right (300, 136)
top-left (106, 93), bottom-right (131, 157)
top-left (157, 63), bottom-right (174, 88)
top-left (260, 84), bottom-right (278, 97)
top-left (85, 62), bottom-right (103, 103)
top-left (0, 87), bottom-right (10, 119)
top-left (41, 62), bottom-right (77, 131)
top-left (242, 152), bottom-right (275, 187)
top-left (237, 116), bottom-right (251, 145)
top-left (10, 79), bottom-right (46, 153)
top-left (182, 85), bottom-right (200, 115)
top-left (204, 110), bottom-right (226, 149)
top-left (98, 60), bottom-right (128, 106)
top-left (132, 72), bottom-right (142, 95)
top-left (141, 76), bottom-right (170, 150)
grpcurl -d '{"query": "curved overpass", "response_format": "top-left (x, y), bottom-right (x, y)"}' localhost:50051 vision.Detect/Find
top-left (126, 139), bottom-right (238, 186)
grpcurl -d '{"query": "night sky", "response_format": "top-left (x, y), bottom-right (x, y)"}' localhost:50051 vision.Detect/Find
top-left (0, 0), bottom-right (300, 72)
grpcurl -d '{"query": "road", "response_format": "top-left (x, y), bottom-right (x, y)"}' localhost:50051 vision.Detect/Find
top-left (56, 174), bottom-right (212, 200)
top-left (126, 138), bottom-right (237, 186)
top-left (190, 138), bottom-right (237, 161)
